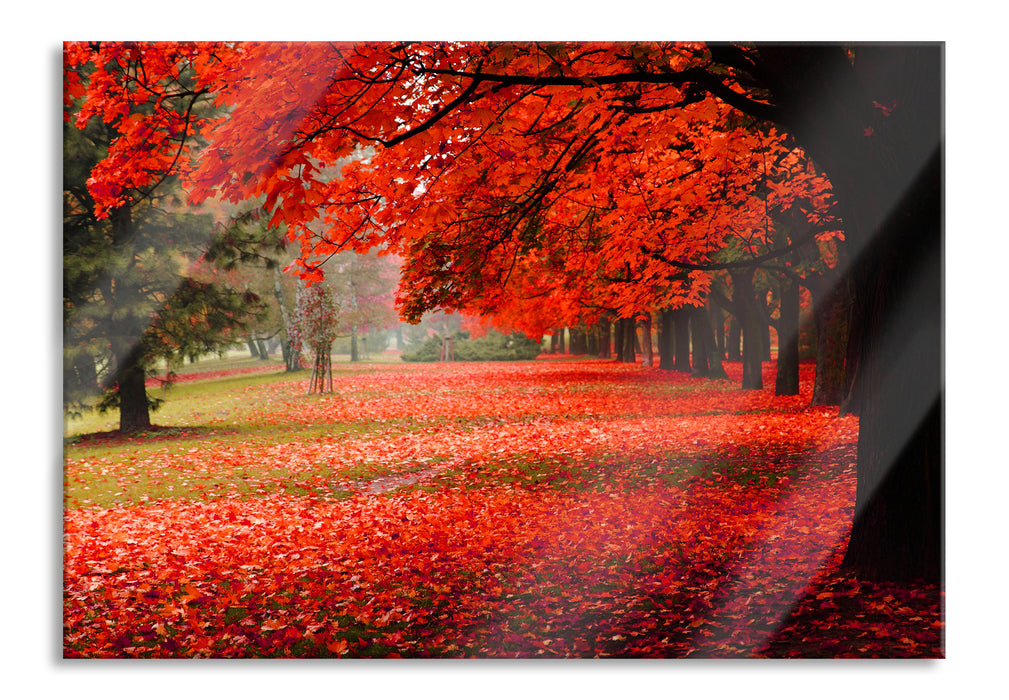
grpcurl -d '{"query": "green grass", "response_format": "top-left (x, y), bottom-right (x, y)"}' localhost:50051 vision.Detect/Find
top-left (62, 356), bottom-right (425, 508)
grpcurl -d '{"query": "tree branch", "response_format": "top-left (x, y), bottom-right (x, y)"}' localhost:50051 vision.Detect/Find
top-left (414, 64), bottom-right (783, 124)
top-left (645, 222), bottom-right (835, 272)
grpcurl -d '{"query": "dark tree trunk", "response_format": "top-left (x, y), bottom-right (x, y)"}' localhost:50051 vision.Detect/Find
top-left (107, 204), bottom-right (152, 433)
top-left (840, 151), bottom-right (942, 584)
top-left (710, 304), bottom-right (726, 360)
top-left (639, 315), bottom-right (654, 367)
top-left (774, 275), bottom-right (800, 396)
top-left (689, 305), bottom-right (709, 377)
top-left (281, 339), bottom-right (302, 372)
top-left (702, 302), bottom-right (729, 380)
top-left (673, 307), bottom-right (691, 372)
top-left (621, 318), bottom-right (637, 363)
top-left (727, 318), bottom-right (741, 361)
top-left (256, 339), bottom-right (269, 360)
top-left (597, 317), bottom-right (612, 359)
top-left (658, 308), bottom-right (674, 370)
top-left (273, 267), bottom-right (301, 372)
top-left (731, 269), bottom-right (763, 390)
top-left (570, 326), bottom-right (587, 355)
top-left (350, 327), bottom-right (359, 362)
top-left (116, 347), bottom-right (151, 433)
top-left (810, 274), bottom-right (851, 406)
top-left (613, 318), bottom-right (626, 362)
top-left (744, 44), bottom-right (943, 584)
top-left (247, 339), bottom-right (259, 357)
top-left (586, 324), bottom-right (598, 356)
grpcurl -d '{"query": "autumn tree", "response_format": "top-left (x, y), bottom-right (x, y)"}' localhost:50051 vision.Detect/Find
top-left (69, 41), bottom-right (941, 585)
top-left (293, 280), bottom-right (339, 393)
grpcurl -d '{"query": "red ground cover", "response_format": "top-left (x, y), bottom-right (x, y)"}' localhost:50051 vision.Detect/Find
top-left (63, 360), bottom-right (942, 657)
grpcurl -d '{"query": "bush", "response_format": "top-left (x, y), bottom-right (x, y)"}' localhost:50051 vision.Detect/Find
top-left (401, 330), bottom-right (542, 362)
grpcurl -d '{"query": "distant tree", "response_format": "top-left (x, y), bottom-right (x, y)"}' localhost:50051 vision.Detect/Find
top-left (199, 208), bottom-right (304, 371)
top-left (293, 281), bottom-right (339, 394)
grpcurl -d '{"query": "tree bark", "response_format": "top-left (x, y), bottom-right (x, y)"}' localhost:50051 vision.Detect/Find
top-left (638, 315), bottom-right (654, 368)
top-left (689, 305), bottom-right (709, 377)
top-left (613, 318), bottom-right (626, 362)
top-left (658, 308), bottom-right (674, 370)
top-left (596, 316), bottom-right (611, 359)
top-left (774, 275), bottom-right (800, 395)
top-left (746, 44), bottom-right (943, 583)
top-left (673, 307), bottom-right (691, 372)
top-left (709, 303), bottom-right (726, 360)
top-left (570, 325), bottom-right (587, 355)
top-left (621, 317), bottom-right (637, 363)
top-left (273, 267), bottom-right (302, 372)
top-left (116, 347), bottom-right (152, 433)
top-left (731, 269), bottom-right (763, 390)
top-left (840, 151), bottom-right (942, 584)
top-left (108, 204), bottom-right (152, 433)
top-left (702, 301), bottom-right (729, 380)
top-left (810, 274), bottom-right (851, 406)
top-left (727, 318), bottom-right (741, 362)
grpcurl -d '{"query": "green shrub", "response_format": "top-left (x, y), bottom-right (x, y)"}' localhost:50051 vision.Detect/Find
top-left (401, 330), bottom-right (542, 362)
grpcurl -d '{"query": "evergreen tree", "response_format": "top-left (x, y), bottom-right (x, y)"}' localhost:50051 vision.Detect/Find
top-left (63, 86), bottom-right (262, 432)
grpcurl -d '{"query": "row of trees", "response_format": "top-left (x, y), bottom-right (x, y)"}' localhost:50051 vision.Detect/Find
top-left (63, 42), bottom-right (941, 585)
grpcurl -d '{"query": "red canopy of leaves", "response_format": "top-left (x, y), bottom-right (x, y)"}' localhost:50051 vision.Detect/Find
top-left (64, 41), bottom-right (842, 330)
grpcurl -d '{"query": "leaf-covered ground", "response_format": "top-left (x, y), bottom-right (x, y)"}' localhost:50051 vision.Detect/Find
top-left (63, 359), bottom-right (943, 658)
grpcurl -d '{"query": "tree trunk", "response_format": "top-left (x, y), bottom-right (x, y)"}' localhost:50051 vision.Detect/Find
top-left (658, 308), bottom-right (674, 370)
top-left (774, 275), bottom-right (800, 396)
top-left (702, 302), bottom-right (729, 380)
top-left (638, 315), bottom-right (654, 368)
top-left (840, 150), bottom-right (942, 584)
top-left (810, 275), bottom-right (851, 406)
top-left (673, 307), bottom-right (691, 372)
top-left (761, 314), bottom-right (772, 362)
top-left (689, 305), bottom-right (709, 377)
top-left (570, 326), bottom-right (587, 355)
top-left (116, 346), bottom-right (151, 433)
top-left (613, 318), bottom-right (626, 362)
top-left (597, 317), bottom-right (611, 359)
top-left (731, 269), bottom-right (763, 390)
top-left (750, 44), bottom-right (942, 583)
top-left (621, 318), bottom-right (637, 363)
top-left (727, 318), bottom-right (741, 361)
top-left (273, 267), bottom-right (301, 372)
top-left (108, 204), bottom-right (152, 432)
top-left (350, 326), bottom-right (359, 362)
top-left (308, 347), bottom-right (333, 394)
top-left (710, 304), bottom-right (726, 360)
